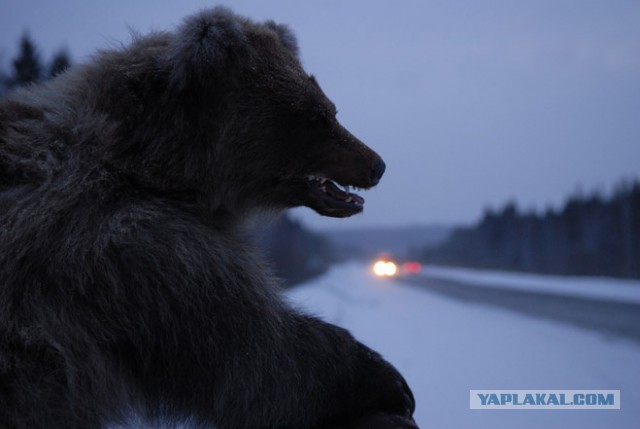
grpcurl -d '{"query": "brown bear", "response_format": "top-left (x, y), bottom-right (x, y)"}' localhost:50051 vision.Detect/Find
top-left (0, 7), bottom-right (417, 429)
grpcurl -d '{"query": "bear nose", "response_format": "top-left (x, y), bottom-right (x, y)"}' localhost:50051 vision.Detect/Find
top-left (370, 158), bottom-right (386, 186)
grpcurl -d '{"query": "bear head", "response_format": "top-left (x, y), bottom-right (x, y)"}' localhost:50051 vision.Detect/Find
top-left (97, 7), bottom-right (385, 219)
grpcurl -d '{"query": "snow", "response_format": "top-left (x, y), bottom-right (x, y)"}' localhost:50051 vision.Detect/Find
top-left (418, 265), bottom-right (640, 303)
top-left (286, 263), bottom-right (640, 429)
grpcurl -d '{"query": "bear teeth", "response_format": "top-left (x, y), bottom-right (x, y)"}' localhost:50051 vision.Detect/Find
top-left (306, 175), bottom-right (339, 190)
top-left (305, 175), bottom-right (364, 206)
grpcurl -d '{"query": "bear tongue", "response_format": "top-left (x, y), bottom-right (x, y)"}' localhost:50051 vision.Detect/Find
top-left (324, 181), bottom-right (365, 206)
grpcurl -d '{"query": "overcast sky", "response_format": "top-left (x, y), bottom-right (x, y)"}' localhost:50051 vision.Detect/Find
top-left (2, 0), bottom-right (639, 230)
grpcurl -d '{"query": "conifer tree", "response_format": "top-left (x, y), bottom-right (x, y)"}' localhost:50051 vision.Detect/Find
top-left (49, 49), bottom-right (71, 78)
top-left (11, 33), bottom-right (42, 86)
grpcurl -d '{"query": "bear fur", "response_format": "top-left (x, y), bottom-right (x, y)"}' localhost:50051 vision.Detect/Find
top-left (0, 7), bottom-right (415, 429)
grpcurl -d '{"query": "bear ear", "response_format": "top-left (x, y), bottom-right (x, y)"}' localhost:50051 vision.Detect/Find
top-left (264, 21), bottom-right (299, 58)
top-left (165, 6), bottom-right (249, 91)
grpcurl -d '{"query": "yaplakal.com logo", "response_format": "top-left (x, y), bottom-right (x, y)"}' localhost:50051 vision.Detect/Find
top-left (470, 390), bottom-right (620, 410)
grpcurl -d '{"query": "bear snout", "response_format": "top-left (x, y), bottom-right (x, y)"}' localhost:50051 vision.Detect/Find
top-left (370, 158), bottom-right (386, 186)
top-left (327, 123), bottom-right (386, 189)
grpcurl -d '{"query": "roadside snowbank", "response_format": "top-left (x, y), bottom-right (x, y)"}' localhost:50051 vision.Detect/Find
top-left (419, 265), bottom-right (640, 303)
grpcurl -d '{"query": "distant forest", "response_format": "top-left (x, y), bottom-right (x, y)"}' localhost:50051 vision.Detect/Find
top-left (0, 33), bottom-right (70, 93)
top-left (424, 181), bottom-right (640, 279)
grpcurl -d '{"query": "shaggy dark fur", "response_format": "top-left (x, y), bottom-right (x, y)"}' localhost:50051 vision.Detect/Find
top-left (0, 7), bottom-right (416, 429)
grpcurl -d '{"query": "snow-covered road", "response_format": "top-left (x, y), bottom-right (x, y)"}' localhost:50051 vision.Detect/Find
top-left (286, 263), bottom-right (640, 429)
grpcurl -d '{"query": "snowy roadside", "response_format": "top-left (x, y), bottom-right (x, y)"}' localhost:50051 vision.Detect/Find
top-left (286, 263), bottom-right (640, 429)
top-left (418, 265), bottom-right (640, 303)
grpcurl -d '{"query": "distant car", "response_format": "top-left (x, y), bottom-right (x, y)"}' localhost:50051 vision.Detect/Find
top-left (373, 259), bottom-right (398, 277)
top-left (401, 261), bottom-right (422, 275)
top-left (372, 257), bottom-right (422, 277)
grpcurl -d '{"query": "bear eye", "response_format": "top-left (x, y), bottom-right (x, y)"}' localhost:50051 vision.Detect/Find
top-left (310, 112), bottom-right (325, 124)
top-left (309, 105), bottom-right (336, 125)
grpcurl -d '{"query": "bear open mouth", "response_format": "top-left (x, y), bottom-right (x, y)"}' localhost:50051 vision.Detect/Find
top-left (305, 175), bottom-right (365, 218)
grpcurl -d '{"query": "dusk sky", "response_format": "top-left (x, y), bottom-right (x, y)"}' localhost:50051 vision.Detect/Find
top-left (2, 0), bottom-right (639, 230)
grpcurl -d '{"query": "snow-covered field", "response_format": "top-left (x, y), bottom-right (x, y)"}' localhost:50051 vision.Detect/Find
top-left (286, 263), bottom-right (640, 429)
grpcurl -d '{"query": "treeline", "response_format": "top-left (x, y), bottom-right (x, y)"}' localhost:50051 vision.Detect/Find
top-left (0, 33), bottom-right (71, 94)
top-left (258, 215), bottom-right (333, 287)
top-left (424, 181), bottom-right (640, 279)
